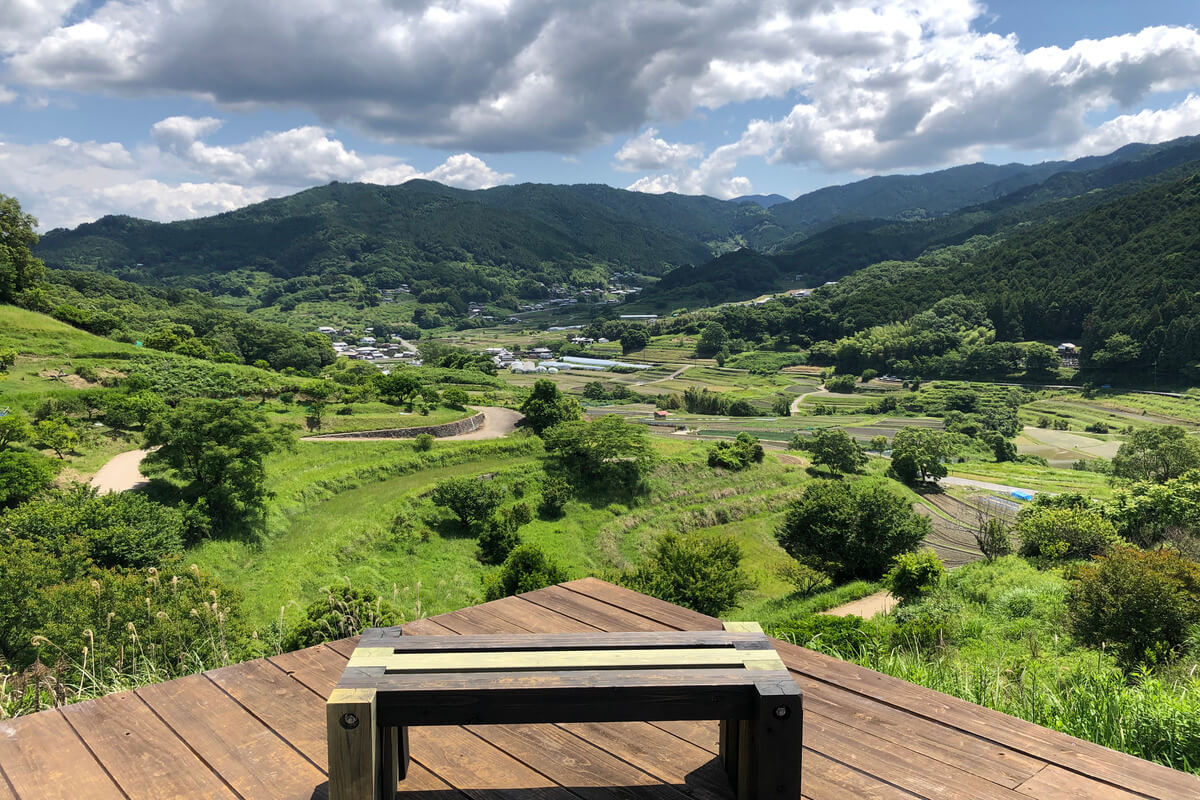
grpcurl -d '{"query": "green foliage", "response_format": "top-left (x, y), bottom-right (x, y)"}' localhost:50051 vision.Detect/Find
top-left (142, 398), bottom-right (295, 537)
top-left (0, 412), bottom-right (30, 448)
top-left (803, 428), bottom-right (867, 475)
top-left (542, 415), bottom-right (656, 492)
top-left (374, 371), bottom-right (421, 405)
top-left (0, 449), bottom-right (58, 509)
top-left (885, 550), bottom-right (945, 604)
top-left (482, 544), bottom-right (567, 601)
top-left (697, 322), bottom-right (729, 356)
top-left (518, 379), bottom-right (581, 435)
top-left (982, 430), bottom-right (1018, 462)
top-left (706, 432), bottom-right (765, 471)
top-left (974, 518), bottom-right (1014, 561)
top-left (869, 435), bottom-right (889, 452)
top-left (1111, 426), bottom-right (1200, 484)
top-left (621, 532), bottom-right (754, 616)
top-left (620, 326), bottom-right (651, 354)
top-left (476, 509), bottom-right (524, 565)
top-left (824, 374), bottom-right (857, 393)
top-left (889, 427), bottom-right (953, 484)
top-left (33, 418), bottom-right (78, 459)
top-left (775, 561), bottom-right (832, 597)
top-left (1068, 546), bottom-right (1200, 667)
top-left (283, 585), bottom-right (402, 651)
top-left (770, 615), bottom-right (868, 654)
top-left (0, 194), bottom-right (45, 303)
top-left (1015, 505), bottom-right (1121, 560)
top-left (1024, 342), bottom-right (1060, 373)
top-left (681, 386), bottom-right (758, 416)
top-left (538, 474), bottom-right (572, 519)
top-left (413, 433), bottom-right (435, 451)
top-left (430, 476), bottom-right (506, 529)
top-left (0, 486), bottom-right (184, 569)
top-left (776, 478), bottom-right (931, 581)
top-left (441, 387), bottom-right (470, 409)
top-left (0, 347), bottom-right (16, 372)
top-left (1105, 471), bottom-right (1200, 549)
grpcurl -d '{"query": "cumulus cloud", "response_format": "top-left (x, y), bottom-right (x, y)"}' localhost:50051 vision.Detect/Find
top-left (1070, 94), bottom-right (1200, 157)
top-left (0, 85), bottom-right (15, 104)
top-left (0, 0), bottom-right (76, 54)
top-left (0, 119), bottom-right (514, 229)
top-left (624, 135), bottom-right (752, 198)
top-left (8, 0), bottom-right (1200, 162)
top-left (614, 128), bottom-right (703, 172)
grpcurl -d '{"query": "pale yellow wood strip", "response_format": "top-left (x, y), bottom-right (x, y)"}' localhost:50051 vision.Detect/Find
top-left (346, 646), bottom-right (399, 667)
top-left (722, 621), bottom-right (764, 633)
top-left (326, 688), bottom-right (377, 800)
top-left (378, 647), bottom-right (745, 671)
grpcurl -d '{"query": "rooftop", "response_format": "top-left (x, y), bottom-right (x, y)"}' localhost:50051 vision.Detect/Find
top-left (1, 578), bottom-right (1195, 799)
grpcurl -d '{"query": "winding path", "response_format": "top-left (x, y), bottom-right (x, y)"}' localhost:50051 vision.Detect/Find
top-left (90, 448), bottom-right (151, 494)
top-left (301, 406), bottom-right (522, 442)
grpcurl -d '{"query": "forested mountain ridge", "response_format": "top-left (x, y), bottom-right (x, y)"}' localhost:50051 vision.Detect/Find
top-left (35, 138), bottom-right (1195, 304)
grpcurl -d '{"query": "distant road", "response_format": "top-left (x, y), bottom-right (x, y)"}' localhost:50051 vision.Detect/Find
top-left (90, 448), bottom-right (151, 493)
top-left (302, 406), bottom-right (521, 442)
top-left (940, 476), bottom-right (1037, 495)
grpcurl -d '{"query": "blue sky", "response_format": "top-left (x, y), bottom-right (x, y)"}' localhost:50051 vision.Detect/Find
top-left (1, 0), bottom-right (1198, 229)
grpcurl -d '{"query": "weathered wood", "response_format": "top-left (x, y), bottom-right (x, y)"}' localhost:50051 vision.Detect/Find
top-left (357, 630), bottom-right (769, 651)
top-left (1013, 765), bottom-right (1146, 800)
top-left (0, 711), bottom-right (123, 800)
top-left (518, 584), bottom-right (675, 632)
top-left (327, 688), bottom-right (379, 800)
top-left (353, 646), bottom-right (760, 672)
top-left (60, 690), bottom-right (238, 799)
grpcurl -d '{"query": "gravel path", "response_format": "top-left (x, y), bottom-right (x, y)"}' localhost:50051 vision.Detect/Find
top-left (90, 448), bottom-right (151, 493)
top-left (820, 591), bottom-right (897, 619)
top-left (302, 407), bottom-right (522, 442)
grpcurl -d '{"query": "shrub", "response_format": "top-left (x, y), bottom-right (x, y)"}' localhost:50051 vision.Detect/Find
top-left (891, 595), bottom-right (962, 651)
top-left (476, 516), bottom-right (522, 565)
top-left (283, 586), bottom-right (402, 650)
top-left (824, 374), bottom-right (857, 393)
top-left (442, 387), bottom-right (470, 409)
top-left (431, 476), bottom-right (505, 529)
top-left (776, 561), bottom-right (832, 597)
top-left (538, 475), bottom-right (572, 518)
top-left (413, 433), bottom-right (435, 451)
top-left (621, 533), bottom-right (754, 616)
top-left (483, 545), bottom-right (568, 600)
top-left (1085, 422), bottom-right (1111, 434)
top-left (885, 550), bottom-right (945, 604)
top-left (974, 518), bottom-right (1014, 561)
top-left (1068, 546), bottom-right (1200, 667)
top-left (1016, 506), bottom-right (1121, 560)
top-left (74, 364), bottom-right (99, 383)
top-left (335, 405), bottom-right (354, 415)
top-left (706, 433), bottom-right (765, 471)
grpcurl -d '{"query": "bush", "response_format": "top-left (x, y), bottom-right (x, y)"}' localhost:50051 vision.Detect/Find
top-left (476, 516), bottom-right (522, 565)
top-left (621, 533), bottom-right (754, 616)
top-left (538, 475), bottom-right (572, 518)
top-left (885, 551), bottom-right (945, 604)
top-left (1068, 546), bottom-right (1200, 667)
top-left (483, 545), bottom-right (568, 600)
top-left (413, 433), bottom-right (435, 451)
top-left (771, 615), bottom-right (868, 655)
top-left (1016, 506), bottom-right (1121, 560)
top-left (824, 374), bottom-right (857, 393)
top-left (283, 586), bottom-right (402, 650)
top-left (776, 478), bottom-right (931, 582)
top-left (706, 433), bottom-right (765, 471)
top-left (974, 518), bottom-right (1014, 561)
top-left (776, 561), bottom-right (832, 597)
top-left (0, 449), bottom-right (58, 509)
top-left (442, 387), bottom-right (470, 409)
top-left (1085, 422), bottom-right (1111, 434)
top-left (431, 476), bottom-right (505, 529)
top-left (891, 595), bottom-right (962, 651)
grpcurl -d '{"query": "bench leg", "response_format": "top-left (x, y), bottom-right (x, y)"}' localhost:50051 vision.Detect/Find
top-left (740, 684), bottom-right (803, 800)
top-left (719, 718), bottom-right (742, 788)
top-left (328, 688), bottom-right (380, 800)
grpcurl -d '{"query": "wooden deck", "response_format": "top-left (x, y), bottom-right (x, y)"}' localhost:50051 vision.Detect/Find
top-left (1, 578), bottom-right (1197, 800)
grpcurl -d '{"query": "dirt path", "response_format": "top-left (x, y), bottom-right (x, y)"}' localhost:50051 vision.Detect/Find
top-left (791, 387), bottom-right (830, 413)
top-left (820, 591), bottom-right (897, 618)
top-left (90, 449), bottom-right (151, 493)
top-left (940, 476), bottom-right (1037, 495)
top-left (302, 407), bottom-right (522, 442)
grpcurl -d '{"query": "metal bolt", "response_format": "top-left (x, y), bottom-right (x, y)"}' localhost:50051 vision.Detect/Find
top-left (340, 712), bottom-right (360, 729)
top-left (773, 705), bottom-right (790, 720)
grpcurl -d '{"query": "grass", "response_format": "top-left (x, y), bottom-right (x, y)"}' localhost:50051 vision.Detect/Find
top-left (947, 459), bottom-right (1115, 497)
top-left (268, 400), bottom-right (473, 434)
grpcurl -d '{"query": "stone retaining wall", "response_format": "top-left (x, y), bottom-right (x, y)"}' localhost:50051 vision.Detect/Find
top-left (311, 411), bottom-right (485, 440)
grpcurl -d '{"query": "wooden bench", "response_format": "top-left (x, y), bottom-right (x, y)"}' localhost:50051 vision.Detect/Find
top-left (327, 621), bottom-right (802, 800)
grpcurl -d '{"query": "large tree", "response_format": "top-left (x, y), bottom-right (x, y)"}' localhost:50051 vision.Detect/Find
top-left (518, 379), bottom-right (580, 435)
top-left (776, 478), bottom-right (930, 581)
top-left (0, 194), bottom-right (45, 303)
top-left (142, 399), bottom-right (294, 536)
top-left (890, 427), bottom-right (953, 484)
top-left (805, 428), bottom-right (867, 475)
top-left (431, 476), bottom-right (505, 530)
top-left (542, 414), bottom-right (656, 491)
top-left (1111, 425), bottom-right (1200, 484)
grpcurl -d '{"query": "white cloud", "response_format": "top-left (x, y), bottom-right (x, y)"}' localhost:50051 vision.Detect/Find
top-left (0, 85), bottom-right (15, 104)
top-left (625, 138), bottom-right (752, 199)
top-left (1070, 94), bottom-right (1200, 157)
top-left (0, 0), bottom-right (76, 54)
top-left (614, 128), bottom-right (703, 171)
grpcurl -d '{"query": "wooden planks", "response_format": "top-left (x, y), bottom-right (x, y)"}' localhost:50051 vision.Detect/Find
top-left (0, 710), bottom-right (121, 800)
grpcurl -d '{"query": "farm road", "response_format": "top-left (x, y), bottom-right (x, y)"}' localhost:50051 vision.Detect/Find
top-left (302, 406), bottom-right (522, 442)
top-left (940, 476), bottom-right (1037, 495)
top-left (90, 448), bottom-right (151, 493)
top-left (821, 591), bottom-right (897, 618)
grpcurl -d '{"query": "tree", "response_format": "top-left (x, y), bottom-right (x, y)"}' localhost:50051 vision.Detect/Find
top-left (621, 533), bottom-right (754, 616)
top-left (0, 347), bottom-right (16, 372)
top-left (804, 429), bottom-right (867, 475)
top-left (1111, 426), bottom-right (1200, 483)
top-left (1023, 342), bottom-right (1059, 374)
top-left (1105, 471), bottom-right (1200, 549)
top-left (1015, 505), bottom-right (1120, 560)
top-left (697, 322), bottom-right (729, 356)
top-left (483, 544), bottom-right (567, 600)
top-left (142, 399), bottom-right (294, 536)
top-left (974, 517), bottom-right (1013, 561)
top-left (0, 194), bottom-right (45, 303)
top-left (582, 381), bottom-right (608, 400)
top-left (542, 415), bottom-right (657, 491)
top-left (518, 379), bottom-right (581, 435)
top-left (0, 412), bottom-right (30, 449)
top-left (374, 371), bottom-right (421, 405)
top-left (772, 395), bottom-right (792, 416)
top-left (1068, 546), bottom-right (1200, 667)
top-left (620, 326), bottom-right (651, 354)
top-left (775, 478), bottom-right (931, 581)
top-left (442, 387), bottom-right (470, 409)
top-left (982, 431), bottom-right (1017, 462)
top-left (824, 375), bottom-right (857, 393)
top-left (889, 427), bottom-right (953, 484)
top-left (538, 474), bottom-right (572, 519)
top-left (0, 449), bottom-right (58, 509)
top-left (1089, 333), bottom-right (1141, 369)
top-left (34, 418), bottom-right (78, 459)
top-left (305, 400), bottom-right (327, 431)
top-left (869, 435), bottom-right (889, 452)
top-left (431, 476), bottom-right (505, 529)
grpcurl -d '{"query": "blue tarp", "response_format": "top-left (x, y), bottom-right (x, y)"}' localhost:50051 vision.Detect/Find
top-left (1011, 489), bottom-right (1035, 501)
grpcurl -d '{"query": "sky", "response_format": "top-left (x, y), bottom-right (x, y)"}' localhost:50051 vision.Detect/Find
top-left (1, 0), bottom-right (1199, 230)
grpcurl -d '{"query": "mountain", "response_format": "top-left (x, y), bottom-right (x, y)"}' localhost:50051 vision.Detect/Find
top-left (733, 194), bottom-right (790, 209)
